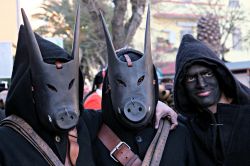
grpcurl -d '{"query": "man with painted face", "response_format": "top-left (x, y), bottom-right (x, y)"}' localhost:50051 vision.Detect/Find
top-left (83, 8), bottom-right (196, 166)
top-left (0, 8), bottom-right (95, 166)
top-left (174, 34), bottom-right (250, 165)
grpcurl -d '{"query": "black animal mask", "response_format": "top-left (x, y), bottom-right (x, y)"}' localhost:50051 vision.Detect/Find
top-left (21, 6), bottom-right (80, 133)
top-left (100, 6), bottom-right (155, 129)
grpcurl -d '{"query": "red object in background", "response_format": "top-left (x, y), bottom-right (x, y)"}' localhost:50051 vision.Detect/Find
top-left (83, 92), bottom-right (102, 111)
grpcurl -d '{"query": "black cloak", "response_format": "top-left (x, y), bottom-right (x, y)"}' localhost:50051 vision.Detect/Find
top-left (174, 34), bottom-right (250, 166)
top-left (82, 50), bottom-right (196, 166)
top-left (0, 26), bottom-right (95, 166)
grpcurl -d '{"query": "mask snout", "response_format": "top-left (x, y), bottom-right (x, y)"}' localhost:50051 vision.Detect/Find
top-left (54, 108), bottom-right (78, 130)
top-left (123, 99), bottom-right (147, 123)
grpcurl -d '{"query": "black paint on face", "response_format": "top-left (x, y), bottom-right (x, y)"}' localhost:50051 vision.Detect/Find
top-left (184, 64), bottom-right (221, 109)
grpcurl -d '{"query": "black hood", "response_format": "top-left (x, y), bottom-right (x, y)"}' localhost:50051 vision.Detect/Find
top-left (174, 34), bottom-right (250, 115)
top-left (99, 6), bottom-right (158, 130)
top-left (101, 49), bottom-right (159, 132)
top-left (5, 25), bottom-right (84, 133)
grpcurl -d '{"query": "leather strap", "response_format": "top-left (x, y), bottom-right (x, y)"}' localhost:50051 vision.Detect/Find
top-left (142, 119), bottom-right (171, 166)
top-left (0, 115), bottom-right (64, 166)
top-left (98, 123), bottom-right (142, 166)
top-left (124, 54), bottom-right (133, 67)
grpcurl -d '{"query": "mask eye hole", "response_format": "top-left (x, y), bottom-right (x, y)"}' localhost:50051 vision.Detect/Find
top-left (47, 84), bottom-right (57, 92)
top-left (137, 75), bottom-right (145, 86)
top-left (68, 79), bottom-right (75, 90)
top-left (116, 79), bottom-right (126, 87)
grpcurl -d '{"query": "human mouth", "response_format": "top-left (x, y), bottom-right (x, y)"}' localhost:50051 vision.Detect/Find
top-left (197, 91), bottom-right (211, 97)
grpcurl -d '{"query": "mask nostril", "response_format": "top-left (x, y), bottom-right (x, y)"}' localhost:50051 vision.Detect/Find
top-left (124, 100), bottom-right (147, 122)
top-left (162, 91), bottom-right (166, 95)
top-left (60, 117), bottom-right (64, 121)
top-left (70, 116), bottom-right (74, 120)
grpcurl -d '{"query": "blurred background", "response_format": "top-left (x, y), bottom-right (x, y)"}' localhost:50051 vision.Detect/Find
top-left (0, 0), bottom-right (249, 107)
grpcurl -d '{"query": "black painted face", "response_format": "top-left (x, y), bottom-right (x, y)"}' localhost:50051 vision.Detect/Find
top-left (184, 64), bottom-right (221, 109)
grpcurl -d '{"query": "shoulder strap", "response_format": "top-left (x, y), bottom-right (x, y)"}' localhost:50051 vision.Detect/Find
top-left (98, 123), bottom-right (142, 166)
top-left (142, 119), bottom-right (171, 166)
top-left (0, 115), bottom-right (64, 166)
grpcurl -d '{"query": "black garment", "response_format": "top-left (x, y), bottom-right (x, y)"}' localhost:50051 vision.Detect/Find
top-left (174, 34), bottom-right (250, 165)
top-left (0, 26), bottom-right (95, 166)
top-left (89, 121), bottom-right (195, 166)
top-left (0, 108), bottom-right (5, 121)
top-left (0, 116), bottom-right (94, 166)
top-left (82, 62), bottom-right (196, 166)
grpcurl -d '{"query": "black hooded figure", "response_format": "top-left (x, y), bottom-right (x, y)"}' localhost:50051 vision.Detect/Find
top-left (174, 34), bottom-right (250, 166)
top-left (84, 6), bottom-right (196, 166)
top-left (0, 8), bottom-right (95, 166)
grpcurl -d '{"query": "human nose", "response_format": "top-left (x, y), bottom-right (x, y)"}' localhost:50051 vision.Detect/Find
top-left (196, 75), bottom-right (206, 88)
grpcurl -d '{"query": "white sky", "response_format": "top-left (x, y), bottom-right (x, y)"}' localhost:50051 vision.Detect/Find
top-left (19, 0), bottom-right (43, 13)
top-left (19, 0), bottom-right (44, 28)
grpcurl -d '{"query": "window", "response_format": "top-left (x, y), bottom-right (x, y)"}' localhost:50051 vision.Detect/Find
top-left (228, 0), bottom-right (240, 8)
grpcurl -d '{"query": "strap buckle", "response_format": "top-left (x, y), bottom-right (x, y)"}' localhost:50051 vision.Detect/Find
top-left (110, 141), bottom-right (130, 162)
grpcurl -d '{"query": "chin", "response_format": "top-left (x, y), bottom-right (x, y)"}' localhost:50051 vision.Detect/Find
top-left (197, 98), bottom-right (217, 108)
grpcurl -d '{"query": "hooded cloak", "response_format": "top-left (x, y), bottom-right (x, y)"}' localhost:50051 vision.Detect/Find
top-left (174, 34), bottom-right (250, 165)
top-left (85, 49), bottom-right (196, 166)
top-left (174, 34), bottom-right (250, 115)
top-left (0, 26), bottom-right (95, 166)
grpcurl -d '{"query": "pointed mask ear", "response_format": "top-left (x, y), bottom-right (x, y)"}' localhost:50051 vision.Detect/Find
top-left (71, 4), bottom-right (80, 66)
top-left (99, 10), bottom-right (119, 68)
top-left (21, 8), bottom-right (45, 71)
top-left (143, 5), bottom-right (153, 69)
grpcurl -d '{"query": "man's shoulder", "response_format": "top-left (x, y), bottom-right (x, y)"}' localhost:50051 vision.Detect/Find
top-left (168, 115), bottom-right (191, 137)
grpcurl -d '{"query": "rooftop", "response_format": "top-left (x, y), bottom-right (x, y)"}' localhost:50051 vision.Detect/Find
top-left (225, 61), bottom-right (250, 71)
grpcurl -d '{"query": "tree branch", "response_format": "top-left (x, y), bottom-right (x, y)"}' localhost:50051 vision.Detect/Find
top-left (112, 0), bottom-right (128, 49)
top-left (124, 0), bottom-right (146, 46)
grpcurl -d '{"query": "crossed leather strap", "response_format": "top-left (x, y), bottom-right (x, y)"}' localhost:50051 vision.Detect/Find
top-left (98, 119), bottom-right (171, 166)
top-left (98, 123), bottom-right (142, 166)
top-left (0, 115), bottom-right (79, 166)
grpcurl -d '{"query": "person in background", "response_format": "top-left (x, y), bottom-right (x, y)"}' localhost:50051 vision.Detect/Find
top-left (159, 78), bottom-right (174, 109)
top-left (83, 70), bottom-right (105, 111)
top-left (0, 83), bottom-right (6, 92)
top-left (0, 89), bottom-right (8, 120)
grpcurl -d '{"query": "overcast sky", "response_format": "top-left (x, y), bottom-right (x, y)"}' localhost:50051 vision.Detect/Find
top-left (18, 0), bottom-right (43, 28)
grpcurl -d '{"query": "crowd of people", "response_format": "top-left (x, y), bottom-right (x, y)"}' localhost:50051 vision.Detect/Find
top-left (0, 4), bottom-right (249, 166)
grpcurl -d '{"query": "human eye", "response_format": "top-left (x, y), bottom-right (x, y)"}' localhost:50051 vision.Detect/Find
top-left (185, 75), bottom-right (196, 82)
top-left (203, 71), bottom-right (214, 77)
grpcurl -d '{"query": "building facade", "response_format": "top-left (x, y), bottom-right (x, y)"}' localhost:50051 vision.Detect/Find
top-left (133, 0), bottom-right (250, 85)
